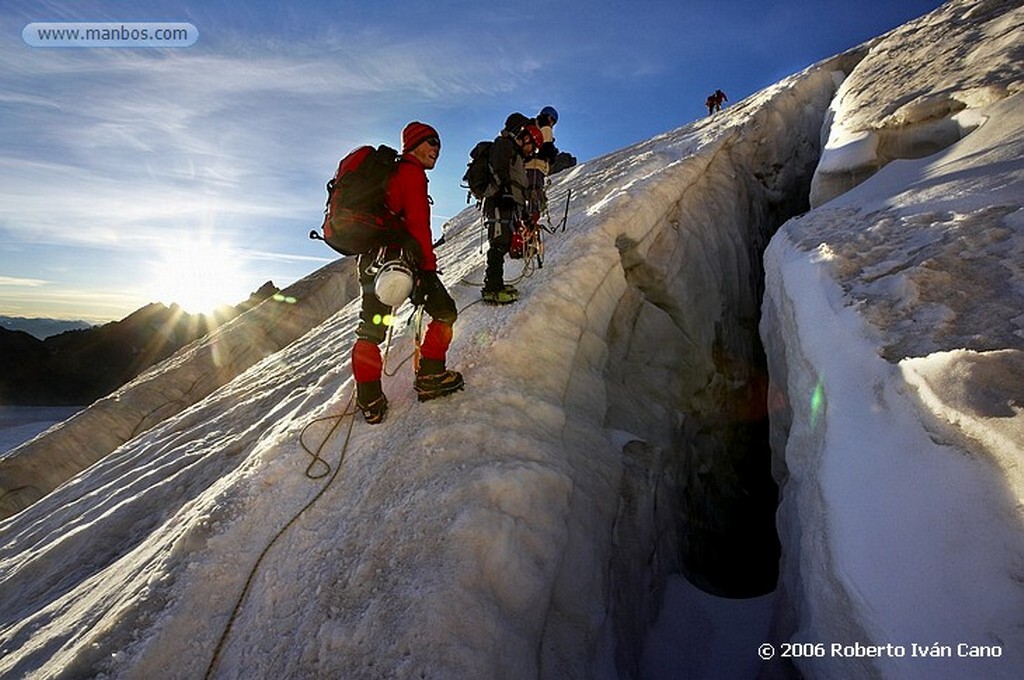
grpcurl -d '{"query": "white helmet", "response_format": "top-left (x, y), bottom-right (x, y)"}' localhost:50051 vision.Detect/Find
top-left (374, 258), bottom-right (414, 307)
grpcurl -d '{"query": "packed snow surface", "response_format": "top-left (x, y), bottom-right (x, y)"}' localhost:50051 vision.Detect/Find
top-left (762, 1), bottom-right (1024, 677)
top-left (1, 1), bottom-right (1023, 678)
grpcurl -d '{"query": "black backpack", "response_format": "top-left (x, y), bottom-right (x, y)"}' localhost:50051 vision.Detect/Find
top-left (550, 151), bottom-right (577, 175)
top-left (462, 140), bottom-right (500, 202)
top-left (311, 144), bottom-right (400, 256)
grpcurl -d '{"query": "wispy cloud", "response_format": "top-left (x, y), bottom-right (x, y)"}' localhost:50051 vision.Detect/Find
top-left (3, 0), bottom-right (946, 321)
top-left (1, 30), bottom-right (536, 246)
top-left (0, 283), bottom-right (146, 322)
top-left (1, 14), bottom-right (551, 319)
top-left (0, 276), bottom-right (48, 287)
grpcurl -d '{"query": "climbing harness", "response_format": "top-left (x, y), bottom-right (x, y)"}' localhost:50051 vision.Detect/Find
top-left (460, 187), bottom-right (571, 289)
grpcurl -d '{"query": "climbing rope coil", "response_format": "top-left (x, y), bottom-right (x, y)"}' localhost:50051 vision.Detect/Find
top-left (205, 187), bottom-right (572, 676)
top-left (203, 290), bottom-right (484, 677)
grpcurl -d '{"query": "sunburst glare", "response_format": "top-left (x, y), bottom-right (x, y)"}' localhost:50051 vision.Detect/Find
top-left (145, 234), bottom-right (253, 316)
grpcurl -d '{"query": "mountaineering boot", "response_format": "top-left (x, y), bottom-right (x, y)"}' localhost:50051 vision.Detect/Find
top-left (414, 371), bottom-right (465, 401)
top-left (415, 358), bottom-right (465, 402)
top-left (358, 395), bottom-right (388, 424)
top-left (481, 285), bottom-right (518, 305)
top-left (356, 380), bottom-right (388, 424)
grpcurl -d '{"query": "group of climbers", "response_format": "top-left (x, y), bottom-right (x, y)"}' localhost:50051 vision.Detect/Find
top-left (323, 84), bottom-right (733, 424)
top-left (328, 108), bottom-right (562, 424)
top-left (480, 108), bottom-right (559, 304)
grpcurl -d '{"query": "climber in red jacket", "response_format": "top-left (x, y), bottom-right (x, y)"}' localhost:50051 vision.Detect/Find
top-left (350, 122), bottom-right (464, 424)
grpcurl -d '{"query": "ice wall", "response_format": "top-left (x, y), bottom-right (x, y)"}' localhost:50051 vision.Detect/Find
top-left (762, 1), bottom-right (1024, 677)
top-left (534, 62), bottom-right (848, 673)
top-left (0, 57), bottom-right (850, 678)
top-left (809, 0), bottom-right (1021, 207)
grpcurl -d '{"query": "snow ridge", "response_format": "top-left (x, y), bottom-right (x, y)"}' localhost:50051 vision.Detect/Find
top-left (0, 258), bottom-right (358, 519)
top-left (763, 1), bottom-right (1024, 677)
top-left (1, 59), bottom-right (842, 679)
top-left (3, 1), bottom-right (1023, 678)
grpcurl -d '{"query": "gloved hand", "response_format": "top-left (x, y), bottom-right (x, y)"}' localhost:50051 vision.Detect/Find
top-left (412, 270), bottom-right (440, 306)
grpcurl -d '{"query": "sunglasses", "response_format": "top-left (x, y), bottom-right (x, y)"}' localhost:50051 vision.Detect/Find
top-left (425, 137), bottom-right (441, 148)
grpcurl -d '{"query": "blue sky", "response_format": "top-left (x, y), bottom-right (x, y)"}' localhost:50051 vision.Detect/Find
top-left (1, 0), bottom-right (945, 322)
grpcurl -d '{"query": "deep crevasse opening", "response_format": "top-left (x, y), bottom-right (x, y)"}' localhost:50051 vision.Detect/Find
top-left (595, 64), bottom-right (846, 676)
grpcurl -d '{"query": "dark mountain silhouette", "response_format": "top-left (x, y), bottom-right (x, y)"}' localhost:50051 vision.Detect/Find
top-left (0, 282), bottom-right (279, 405)
top-left (0, 317), bottom-right (93, 339)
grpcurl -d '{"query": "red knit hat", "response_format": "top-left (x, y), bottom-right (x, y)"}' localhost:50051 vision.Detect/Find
top-left (402, 121), bottom-right (440, 153)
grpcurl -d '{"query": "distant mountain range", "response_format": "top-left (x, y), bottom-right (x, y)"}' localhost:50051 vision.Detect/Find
top-left (0, 282), bottom-right (279, 406)
top-left (0, 316), bottom-right (94, 339)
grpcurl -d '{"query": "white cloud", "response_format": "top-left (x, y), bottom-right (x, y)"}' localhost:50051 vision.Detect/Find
top-left (1, 30), bottom-right (538, 249)
top-left (0, 275), bottom-right (47, 287)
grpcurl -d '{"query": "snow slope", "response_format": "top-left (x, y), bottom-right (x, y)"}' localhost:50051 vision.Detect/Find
top-left (0, 257), bottom-right (359, 518)
top-left (1, 1), bottom-right (1022, 678)
top-left (0, 407), bottom-right (81, 455)
top-left (762, 1), bottom-right (1024, 677)
top-left (810, 0), bottom-right (1022, 207)
top-left (0, 63), bottom-right (835, 678)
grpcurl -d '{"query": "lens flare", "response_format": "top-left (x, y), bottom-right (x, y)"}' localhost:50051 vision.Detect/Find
top-left (810, 378), bottom-right (825, 428)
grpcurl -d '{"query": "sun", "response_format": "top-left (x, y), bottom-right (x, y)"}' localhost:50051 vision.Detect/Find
top-left (145, 235), bottom-right (254, 315)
